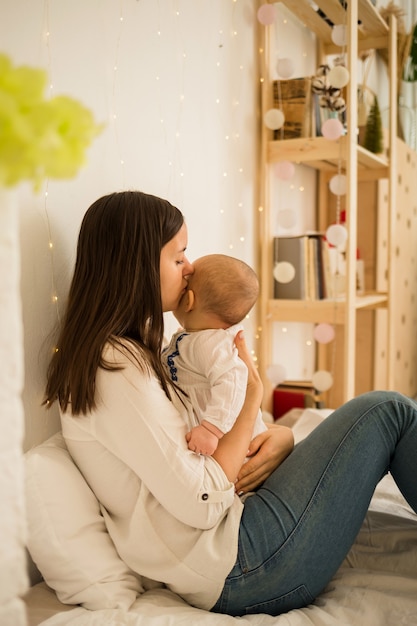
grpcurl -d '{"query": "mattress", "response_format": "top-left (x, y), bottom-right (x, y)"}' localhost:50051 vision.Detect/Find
top-left (24, 408), bottom-right (417, 626)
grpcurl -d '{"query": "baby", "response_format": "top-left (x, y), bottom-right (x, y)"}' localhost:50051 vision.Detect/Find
top-left (163, 253), bottom-right (266, 455)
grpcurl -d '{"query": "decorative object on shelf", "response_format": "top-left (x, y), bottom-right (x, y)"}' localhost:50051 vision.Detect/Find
top-left (363, 95), bottom-right (384, 154)
top-left (358, 85), bottom-right (376, 147)
top-left (400, 22), bottom-right (417, 151)
top-left (0, 54), bottom-right (102, 190)
top-left (358, 49), bottom-right (376, 131)
top-left (272, 77), bottom-right (313, 139)
top-left (311, 63), bottom-right (346, 113)
top-left (403, 22), bottom-right (417, 82)
top-left (378, 2), bottom-right (413, 142)
top-left (312, 62), bottom-right (347, 138)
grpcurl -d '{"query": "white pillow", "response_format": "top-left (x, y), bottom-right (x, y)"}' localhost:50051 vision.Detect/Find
top-left (25, 432), bottom-right (144, 609)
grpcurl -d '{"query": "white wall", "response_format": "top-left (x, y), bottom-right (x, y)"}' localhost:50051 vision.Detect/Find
top-left (0, 0), bottom-right (260, 451)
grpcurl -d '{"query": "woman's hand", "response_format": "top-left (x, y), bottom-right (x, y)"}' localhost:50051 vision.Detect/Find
top-left (235, 423), bottom-right (294, 494)
top-left (212, 331), bottom-right (263, 481)
top-left (234, 331), bottom-right (263, 409)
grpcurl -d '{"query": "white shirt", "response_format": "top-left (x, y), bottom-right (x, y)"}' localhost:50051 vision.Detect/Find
top-left (162, 324), bottom-right (266, 438)
top-left (60, 341), bottom-right (243, 610)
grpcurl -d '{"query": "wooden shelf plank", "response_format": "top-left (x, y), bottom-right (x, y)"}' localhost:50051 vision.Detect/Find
top-left (277, 0), bottom-right (334, 44)
top-left (277, 0), bottom-right (388, 46)
top-left (267, 293), bottom-right (388, 325)
top-left (268, 137), bottom-right (389, 171)
top-left (357, 145), bottom-right (389, 169)
top-left (358, 0), bottom-right (389, 36)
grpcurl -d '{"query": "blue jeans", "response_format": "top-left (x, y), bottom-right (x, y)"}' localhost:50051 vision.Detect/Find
top-left (211, 391), bottom-right (417, 616)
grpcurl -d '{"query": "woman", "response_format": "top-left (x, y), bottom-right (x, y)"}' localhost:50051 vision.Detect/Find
top-left (45, 190), bottom-right (417, 617)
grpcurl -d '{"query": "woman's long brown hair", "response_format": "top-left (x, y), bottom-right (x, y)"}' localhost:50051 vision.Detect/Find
top-left (44, 190), bottom-right (184, 415)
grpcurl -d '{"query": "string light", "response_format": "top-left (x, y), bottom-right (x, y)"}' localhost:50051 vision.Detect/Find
top-left (40, 4), bottom-right (62, 327)
top-left (111, 0), bottom-right (126, 185)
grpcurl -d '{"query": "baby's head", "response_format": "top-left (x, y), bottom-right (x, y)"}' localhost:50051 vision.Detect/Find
top-left (174, 254), bottom-right (259, 330)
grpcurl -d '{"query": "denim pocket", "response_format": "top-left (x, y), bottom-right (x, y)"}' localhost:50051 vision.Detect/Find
top-left (244, 584), bottom-right (313, 616)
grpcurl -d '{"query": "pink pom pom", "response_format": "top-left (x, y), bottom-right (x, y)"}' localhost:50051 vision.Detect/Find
top-left (313, 323), bottom-right (335, 344)
top-left (322, 118), bottom-right (344, 140)
top-left (274, 161), bottom-right (295, 180)
top-left (257, 4), bottom-right (277, 25)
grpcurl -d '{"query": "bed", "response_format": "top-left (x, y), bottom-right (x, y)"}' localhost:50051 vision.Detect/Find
top-left (23, 408), bottom-right (417, 626)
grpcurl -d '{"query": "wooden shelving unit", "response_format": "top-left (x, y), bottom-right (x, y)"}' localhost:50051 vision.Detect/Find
top-left (258, 0), bottom-right (398, 410)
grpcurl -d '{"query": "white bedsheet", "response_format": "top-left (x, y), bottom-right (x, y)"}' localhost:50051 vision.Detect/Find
top-left (29, 409), bottom-right (417, 626)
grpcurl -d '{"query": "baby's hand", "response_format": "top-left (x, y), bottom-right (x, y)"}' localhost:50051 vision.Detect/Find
top-left (186, 425), bottom-right (219, 456)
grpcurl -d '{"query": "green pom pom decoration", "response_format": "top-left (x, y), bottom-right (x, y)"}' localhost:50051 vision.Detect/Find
top-left (0, 54), bottom-right (103, 190)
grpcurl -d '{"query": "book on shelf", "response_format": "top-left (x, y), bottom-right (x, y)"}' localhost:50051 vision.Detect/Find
top-left (272, 77), bottom-right (313, 140)
top-left (273, 234), bottom-right (328, 300)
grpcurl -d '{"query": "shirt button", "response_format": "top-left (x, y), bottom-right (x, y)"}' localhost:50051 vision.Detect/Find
top-left (201, 493), bottom-right (209, 501)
